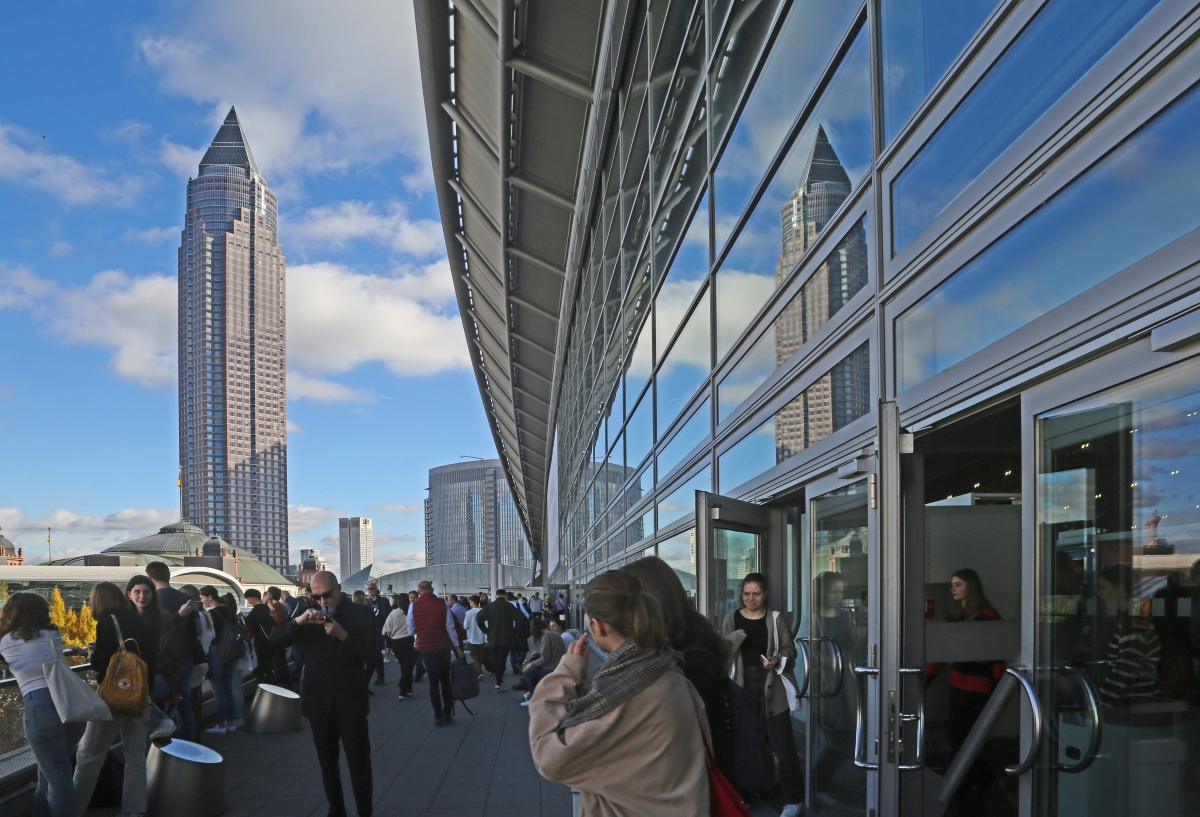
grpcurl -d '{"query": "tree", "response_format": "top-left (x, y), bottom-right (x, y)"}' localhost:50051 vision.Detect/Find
top-left (49, 586), bottom-right (67, 630)
top-left (61, 603), bottom-right (96, 648)
top-left (0, 580), bottom-right (8, 604)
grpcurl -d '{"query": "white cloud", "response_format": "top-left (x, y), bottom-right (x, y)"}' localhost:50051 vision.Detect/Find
top-left (0, 505), bottom-right (180, 565)
top-left (285, 419), bottom-right (302, 434)
top-left (0, 123), bottom-right (140, 205)
top-left (287, 260), bottom-right (468, 380)
top-left (48, 241), bottom-right (74, 258)
top-left (287, 371), bottom-right (376, 404)
top-left (0, 266), bottom-right (176, 387)
top-left (370, 544), bottom-right (425, 575)
top-left (288, 200), bottom-right (443, 256)
top-left (287, 504), bottom-right (343, 534)
top-left (0, 264), bottom-right (52, 309)
top-left (139, 1), bottom-right (428, 176)
top-left (367, 503), bottom-right (423, 513)
top-left (123, 226), bottom-right (180, 245)
top-left (46, 271), bottom-right (177, 387)
top-left (159, 139), bottom-right (205, 178)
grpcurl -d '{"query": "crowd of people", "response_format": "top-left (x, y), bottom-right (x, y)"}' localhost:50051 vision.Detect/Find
top-left (2, 553), bottom-right (862, 817)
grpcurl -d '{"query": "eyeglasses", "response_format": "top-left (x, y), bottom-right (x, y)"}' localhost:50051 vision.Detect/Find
top-left (312, 589), bottom-right (337, 600)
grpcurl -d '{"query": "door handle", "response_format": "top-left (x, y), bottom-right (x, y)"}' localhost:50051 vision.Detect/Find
top-left (897, 667), bottom-right (925, 771)
top-left (1005, 666), bottom-right (1045, 776)
top-left (853, 665), bottom-right (879, 770)
top-left (1052, 665), bottom-right (1102, 774)
top-left (809, 637), bottom-right (845, 697)
top-left (793, 637), bottom-right (812, 699)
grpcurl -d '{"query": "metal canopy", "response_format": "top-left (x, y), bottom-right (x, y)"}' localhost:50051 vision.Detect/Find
top-left (414, 0), bottom-right (605, 561)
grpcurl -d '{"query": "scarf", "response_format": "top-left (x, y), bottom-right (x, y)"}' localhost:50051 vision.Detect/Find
top-left (557, 640), bottom-right (677, 733)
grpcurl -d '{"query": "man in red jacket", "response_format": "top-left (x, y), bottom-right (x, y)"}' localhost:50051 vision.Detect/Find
top-left (408, 580), bottom-right (465, 725)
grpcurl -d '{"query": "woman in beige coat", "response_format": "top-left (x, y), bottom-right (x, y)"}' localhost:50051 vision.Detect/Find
top-left (529, 570), bottom-right (711, 817)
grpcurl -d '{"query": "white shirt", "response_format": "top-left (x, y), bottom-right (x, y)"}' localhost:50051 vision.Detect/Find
top-left (0, 629), bottom-right (62, 695)
top-left (383, 608), bottom-right (411, 640)
top-left (529, 597), bottom-right (543, 613)
top-left (463, 607), bottom-right (486, 645)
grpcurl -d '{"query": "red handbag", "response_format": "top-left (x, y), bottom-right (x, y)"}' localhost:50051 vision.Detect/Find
top-left (695, 711), bottom-right (753, 817)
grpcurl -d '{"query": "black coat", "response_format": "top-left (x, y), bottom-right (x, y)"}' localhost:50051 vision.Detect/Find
top-left (93, 608), bottom-right (159, 684)
top-left (476, 599), bottom-right (517, 648)
top-left (269, 596), bottom-right (375, 719)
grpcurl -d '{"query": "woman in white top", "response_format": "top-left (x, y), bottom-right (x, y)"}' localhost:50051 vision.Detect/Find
top-left (0, 592), bottom-right (80, 817)
top-left (383, 594), bottom-right (416, 700)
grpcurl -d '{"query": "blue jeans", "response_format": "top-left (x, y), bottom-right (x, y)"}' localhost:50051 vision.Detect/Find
top-left (23, 688), bottom-right (78, 817)
top-left (173, 663), bottom-right (195, 740)
top-left (207, 649), bottom-right (235, 723)
top-left (523, 665), bottom-right (551, 694)
top-left (229, 668), bottom-right (245, 722)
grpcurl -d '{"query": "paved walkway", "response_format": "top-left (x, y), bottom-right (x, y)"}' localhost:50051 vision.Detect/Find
top-left (177, 663), bottom-right (569, 817)
top-left (4, 662), bottom-right (567, 817)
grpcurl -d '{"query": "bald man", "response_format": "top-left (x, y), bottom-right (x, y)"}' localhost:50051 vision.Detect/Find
top-left (270, 570), bottom-right (376, 817)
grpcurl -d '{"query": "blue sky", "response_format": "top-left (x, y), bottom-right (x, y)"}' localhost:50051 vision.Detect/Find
top-left (0, 2), bottom-right (495, 574)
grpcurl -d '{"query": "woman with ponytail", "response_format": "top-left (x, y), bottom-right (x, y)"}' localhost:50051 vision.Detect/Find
top-left (528, 570), bottom-right (711, 816)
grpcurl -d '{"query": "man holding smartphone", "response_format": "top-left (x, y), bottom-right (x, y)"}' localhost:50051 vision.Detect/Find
top-left (270, 571), bottom-right (376, 817)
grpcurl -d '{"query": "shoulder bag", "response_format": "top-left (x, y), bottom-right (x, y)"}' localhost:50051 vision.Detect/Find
top-left (41, 631), bottom-right (112, 723)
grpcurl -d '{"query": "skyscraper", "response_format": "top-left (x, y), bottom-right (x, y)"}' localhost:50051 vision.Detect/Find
top-left (177, 107), bottom-right (289, 569)
top-left (339, 517), bottom-right (373, 579)
top-left (425, 460), bottom-right (529, 568)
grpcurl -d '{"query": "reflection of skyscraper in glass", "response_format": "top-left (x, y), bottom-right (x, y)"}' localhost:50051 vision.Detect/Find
top-left (772, 127), bottom-right (869, 459)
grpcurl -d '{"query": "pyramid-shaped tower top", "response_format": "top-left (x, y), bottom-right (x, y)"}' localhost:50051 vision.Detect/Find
top-left (797, 125), bottom-right (850, 190)
top-left (199, 106), bottom-right (260, 175)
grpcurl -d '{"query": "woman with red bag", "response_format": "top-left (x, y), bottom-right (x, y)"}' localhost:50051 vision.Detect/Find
top-left (528, 570), bottom-right (719, 816)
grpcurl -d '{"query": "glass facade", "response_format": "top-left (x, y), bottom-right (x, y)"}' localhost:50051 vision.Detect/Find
top-left (530, 11), bottom-right (1200, 747)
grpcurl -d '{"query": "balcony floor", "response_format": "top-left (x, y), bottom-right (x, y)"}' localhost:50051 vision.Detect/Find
top-left (92, 660), bottom-right (571, 817)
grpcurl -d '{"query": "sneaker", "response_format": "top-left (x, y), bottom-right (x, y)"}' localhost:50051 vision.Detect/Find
top-left (225, 721), bottom-right (237, 733)
top-left (520, 700), bottom-right (531, 707)
top-left (477, 674), bottom-right (484, 681)
top-left (205, 724), bottom-right (226, 735)
top-left (513, 680), bottom-right (529, 691)
top-left (434, 716), bottom-right (445, 726)
top-left (495, 684), bottom-right (506, 693)
top-left (444, 715), bottom-right (454, 725)
top-left (232, 719), bottom-right (245, 729)
top-left (781, 805), bottom-right (804, 817)
top-left (149, 719), bottom-right (177, 740)
top-left (522, 692), bottom-right (531, 701)
top-left (397, 693), bottom-right (411, 700)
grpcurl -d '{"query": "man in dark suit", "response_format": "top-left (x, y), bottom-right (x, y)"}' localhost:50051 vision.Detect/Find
top-left (365, 582), bottom-right (391, 686)
top-left (270, 571), bottom-right (375, 817)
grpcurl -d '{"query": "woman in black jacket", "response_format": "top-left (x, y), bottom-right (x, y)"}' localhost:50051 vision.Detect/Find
top-left (621, 557), bottom-right (735, 782)
top-left (73, 581), bottom-right (159, 816)
top-left (200, 585), bottom-right (236, 733)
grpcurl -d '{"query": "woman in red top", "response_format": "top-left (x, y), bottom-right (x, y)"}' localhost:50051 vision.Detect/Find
top-left (929, 568), bottom-right (1003, 798)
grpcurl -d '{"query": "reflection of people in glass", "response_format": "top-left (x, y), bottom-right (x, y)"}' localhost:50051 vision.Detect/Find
top-left (812, 571), bottom-right (860, 800)
top-left (622, 557), bottom-right (735, 787)
top-left (1095, 564), bottom-right (1161, 708)
top-left (721, 573), bottom-right (804, 816)
top-left (927, 568), bottom-right (1003, 798)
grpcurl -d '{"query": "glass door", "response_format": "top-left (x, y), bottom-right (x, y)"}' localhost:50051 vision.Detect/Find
top-left (810, 479), bottom-right (872, 814)
top-left (1035, 356), bottom-right (1200, 817)
top-left (697, 491), bottom-right (769, 623)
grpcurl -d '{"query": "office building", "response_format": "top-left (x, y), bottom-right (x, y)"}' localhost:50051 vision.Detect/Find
top-left (425, 460), bottom-right (529, 567)
top-left (177, 106), bottom-right (289, 568)
top-left (418, 0), bottom-right (1200, 813)
top-left (338, 517), bottom-right (373, 579)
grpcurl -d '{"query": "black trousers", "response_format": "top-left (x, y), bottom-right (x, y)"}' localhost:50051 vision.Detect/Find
top-left (391, 637), bottom-right (416, 695)
top-left (491, 644), bottom-right (510, 686)
top-left (271, 645), bottom-right (291, 690)
top-left (421, 650), bottom-right (454, 719)
top-left (746, 664), bottom-right (805, 804)
top-left (309, 697), bottom-right (372, 817)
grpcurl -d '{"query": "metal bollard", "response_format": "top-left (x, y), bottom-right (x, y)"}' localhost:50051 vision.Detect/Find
top-left (146, 739), bottom-right (227, 817)
top-left (244, 683), bottom-right (302, 733)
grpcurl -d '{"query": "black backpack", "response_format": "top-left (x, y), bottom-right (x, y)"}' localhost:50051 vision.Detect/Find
top-left (216, 614), bottom-right (250, 663)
